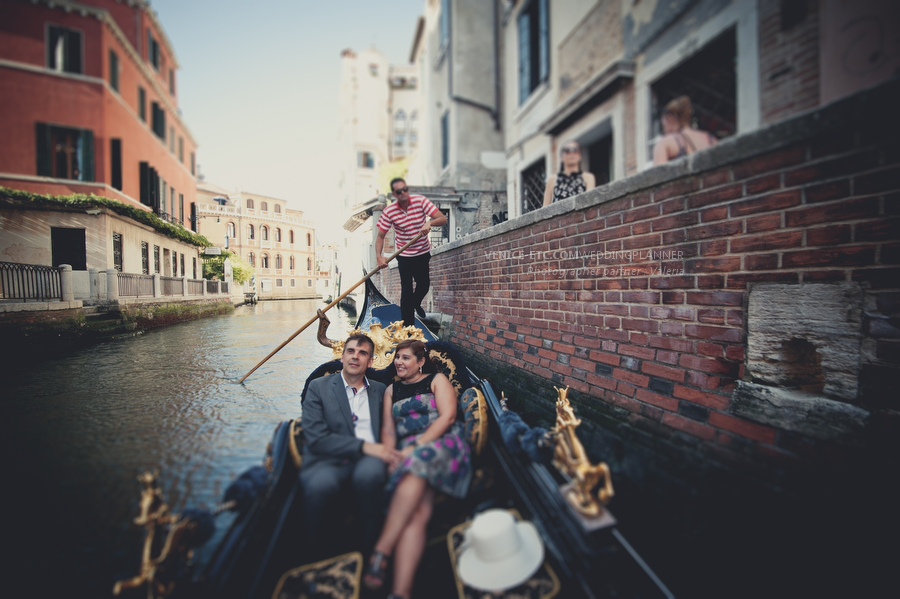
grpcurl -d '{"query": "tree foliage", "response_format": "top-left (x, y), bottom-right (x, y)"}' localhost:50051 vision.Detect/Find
top-left (202, 250), bottom-right (254, 284)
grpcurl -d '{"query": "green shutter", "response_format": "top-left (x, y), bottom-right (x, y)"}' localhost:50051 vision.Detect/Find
top-left (35, 123), bottom-right (51, 176)
top-left (81, 129), bottom-right (94, 181)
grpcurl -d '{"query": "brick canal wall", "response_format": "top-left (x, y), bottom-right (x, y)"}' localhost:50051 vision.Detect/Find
top-left (378, 79), bottom-right (899, 595)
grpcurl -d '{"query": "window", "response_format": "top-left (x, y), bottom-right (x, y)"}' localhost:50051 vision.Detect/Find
top-left (289, 255), bottom-right (295, 270)
top-left (109, 50), bottom-right (119, 92)
top-left (394, 132), bottom-right (406, 147)
top-left (147, 29), bottom-right (160, 70)
top-left (138, 87), bottom-right (146, 122)
top-left (140, 242), bottom-right (149, 275)
top-left (154, 245), bottom-right (160, 273)
top-left (248, 224), bottom-right (255, 239)
top-left (248, 252), bottom-right (255, 266)
top-left (307, 232), bottom-right (312, 247)
top-left (441, 111), bottom-right (449, 169)
top-left (151, 102), bottom-right (166, 140)
top-left (276, 279), bottom-right (283, 287)
top-left (178, 137), bottom-right (184, 163)
top-left (261, 201), bottom-right (268, 212)
top-left (410, 111), bottom-right (418, 148)
top-left (275, 228), bottom-right (282, 242)
top-left (291, 279), bottom-right (296, 287)
top-left (191, 152), bottom-right (195, 176)
top-left (357, 151), bottom-right (374, 168)
top-left (113, 232), bottom-right (123, 272)
top-left (274, 205), bottom-right (281, 213)
top-left (261, 254), bottom-right (269, 269)
top-left (193, 257), bottom-right (197, 279)
top-left (289, 230), bottom-right (295, 244)
top-left (110, 139), bottom-right (122, 190)
top-left (227, 222), bottom-right (235, 238)
top-left (275, 255), bottom-right (282, 269)
top-left (169, 68), bottom-right (175, 95)
top-left (169, 127), bottom-right (175, 152)
top-left (51, 227), bottom-right (87, 270)
top-left (307, 257), bottom-right (312, 271)
top-left (172, 252), bottom-right (178, 277)
top-left (308, 279), bottom-right (312, 287)
top-left (520, 157), bottom-right (547, 214)
top-left (369, 63), bottom-right (379, 76)
top-left (262, 226), bottom-right (269, 241)
top-left (170, 187), bottom-right (176, 222)
top-left (180, 254), bottom-right (185, 277)
top-left (178, 193), bottom-right (184, 225)
top-left (517, 0), bottom-right (549, 104)
top-left (47, 26), bottom-right (82, 74)
top-left (35, 124), bottom-right (94, 181)
top-left (439, 0), bottom-right (450, 49)
top-left (139, 162), bottom-right (160, 210)
top-left (247, 198), bottom-right (254, 209)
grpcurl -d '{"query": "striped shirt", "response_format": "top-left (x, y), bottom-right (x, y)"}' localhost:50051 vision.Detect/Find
top-left (376, 194), bottom-right (438, 257)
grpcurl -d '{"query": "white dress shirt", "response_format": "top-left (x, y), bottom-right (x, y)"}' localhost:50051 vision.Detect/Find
top-left (341, 372), bottom-right (376, 445)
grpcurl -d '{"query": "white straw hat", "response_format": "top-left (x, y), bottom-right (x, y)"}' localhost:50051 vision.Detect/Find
top-left (457, 509), bottom-right (544, 591)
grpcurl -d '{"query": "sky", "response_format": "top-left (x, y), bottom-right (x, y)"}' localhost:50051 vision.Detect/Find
top-left (150, 0), bottom-right (425, 241)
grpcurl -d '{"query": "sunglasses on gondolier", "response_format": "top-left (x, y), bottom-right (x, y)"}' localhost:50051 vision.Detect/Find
top-left (393, 187), bottom-right (409, 195)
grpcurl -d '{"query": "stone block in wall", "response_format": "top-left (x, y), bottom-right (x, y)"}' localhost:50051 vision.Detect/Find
top-left (747, 283), bottom-right (863, 401)
top-left (731, 381), bottom-right (869, 444)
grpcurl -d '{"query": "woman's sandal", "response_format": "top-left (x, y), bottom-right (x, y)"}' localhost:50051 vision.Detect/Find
top-left (363, 551), bottom-right (390, 590)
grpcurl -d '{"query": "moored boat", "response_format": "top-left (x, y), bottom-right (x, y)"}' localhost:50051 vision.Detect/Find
top-left (114, 278), bottom-right (673, 599)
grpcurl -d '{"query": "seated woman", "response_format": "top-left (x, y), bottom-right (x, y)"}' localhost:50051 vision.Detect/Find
top-left (653, 95), bottom-right (718, 165)
top-left (543, 139), bottom-right (596, 207)
top-left (364, 339), bottom-right (472, 599)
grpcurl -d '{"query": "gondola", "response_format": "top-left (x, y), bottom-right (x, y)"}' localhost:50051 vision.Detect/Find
top-left (114, 279), bottom-right (674, 599)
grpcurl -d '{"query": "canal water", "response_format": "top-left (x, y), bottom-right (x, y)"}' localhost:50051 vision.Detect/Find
top-left (4, 300), bottom-right (357, 596)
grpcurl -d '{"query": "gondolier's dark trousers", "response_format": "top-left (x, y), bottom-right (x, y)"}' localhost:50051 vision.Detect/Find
top-left (397, 252), bottom-right (431, 327)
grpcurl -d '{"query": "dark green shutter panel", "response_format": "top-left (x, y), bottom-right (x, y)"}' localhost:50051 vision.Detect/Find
top-left (35, 123), bottom-right (51, 176)
top-left (81, 130), bottom-right (94, 181)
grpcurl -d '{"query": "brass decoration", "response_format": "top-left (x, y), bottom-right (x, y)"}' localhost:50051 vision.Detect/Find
top-left (330, 320), bottom-right (425, 369)
top-left (551, 387), bottom-right (615, 517)
top-left (288, 418), bottom-right (304, 469)
top-left (112, 472), bottom-right (203, 598)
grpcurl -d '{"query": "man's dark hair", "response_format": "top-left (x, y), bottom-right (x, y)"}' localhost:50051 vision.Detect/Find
top-left (344, 333), bottom-right (375, 355)
top-left (389, 177), bottom-right (406, 193)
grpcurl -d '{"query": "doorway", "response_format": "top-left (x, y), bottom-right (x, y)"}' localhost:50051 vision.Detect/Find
top-left (51, 227), bottom-right (87, 270)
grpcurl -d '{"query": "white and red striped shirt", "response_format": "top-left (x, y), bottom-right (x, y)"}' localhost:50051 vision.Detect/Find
top-left (376, 194), bottom-right (439, 257)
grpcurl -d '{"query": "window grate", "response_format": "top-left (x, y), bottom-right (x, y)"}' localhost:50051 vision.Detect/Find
top-left (521, 159), bottom-right (546, 214)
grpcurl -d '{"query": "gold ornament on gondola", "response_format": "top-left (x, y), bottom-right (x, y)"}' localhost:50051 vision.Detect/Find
top-left (551, 386), bottom-right (615, 517)
top-left (317, 309), bottom-right (424, 370)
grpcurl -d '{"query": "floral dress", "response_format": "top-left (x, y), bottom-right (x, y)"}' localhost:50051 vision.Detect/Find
top-left (552, 170), bottom-right (586, 203)
top-left (386, 373), bottom-right (472, 498)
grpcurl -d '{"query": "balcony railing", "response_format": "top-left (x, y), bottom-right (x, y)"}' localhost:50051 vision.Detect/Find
top-left (188, 279), bottom-right (204, 295)
top-left (0, 261), bottom-right (60, 301)
top-left (160, 276), bottom-right (183, 296)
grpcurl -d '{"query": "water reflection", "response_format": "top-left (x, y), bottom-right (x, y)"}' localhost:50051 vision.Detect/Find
top-left (4, 300), bottom-right (357, 596)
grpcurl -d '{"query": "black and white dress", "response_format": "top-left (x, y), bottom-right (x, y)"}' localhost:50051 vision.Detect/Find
top-left (552, 171), bottom-right (586, 203)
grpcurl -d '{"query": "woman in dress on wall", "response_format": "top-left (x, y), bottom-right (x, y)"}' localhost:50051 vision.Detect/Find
top-left (542, 139), bottom-right (597, 207)
top-left (652, 95), bottom-right (718, 164)
top-left (363, 339), bottom-right (472, 599)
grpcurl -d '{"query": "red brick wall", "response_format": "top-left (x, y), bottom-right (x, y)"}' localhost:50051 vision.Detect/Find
top-left (759, 0), bottom-right (820, 125)
top-left (429, 79), bottom-right (898, 476)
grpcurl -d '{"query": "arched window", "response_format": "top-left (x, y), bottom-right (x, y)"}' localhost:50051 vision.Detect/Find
top-left (261, 201), bottom-right (268, 211)
top-left (307, 257), bottom-right (312, 271)
top-left (261, 253), bottom-right (269, 269)
top-left (289, 230), bottom-right (295, 244)
top-left (247, 224), bottom-right (255, 239)
top-left (394, 110), bottom-right (407, 131)
top-left (246, 199), bottom-right (254, 209)
top-left (307, 232), bottom-right (312, 247)
top-left (247, 252), bottom-right (255, 266)
top-left (226, 222), bottom-right (235, 238)
top-left (274, 205), bottom-right (281, 213)
top-left (275, 254), bottom-right (282, 269)
top-left (262, 225), bottom-right (269, 241)
top-left (409, 111), bottom-right (418, 147)
top-left (275, 228), bottom-right (282, 242)
top-left (289, 255), bottom-right (295, 270)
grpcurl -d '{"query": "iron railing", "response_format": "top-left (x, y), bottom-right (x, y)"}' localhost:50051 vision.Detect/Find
top-left (161, 276), bottom-right (183, 296)
top-left (117, 273), bottom-right (154, 297)
top-left (0, 261), bottom-right (61, 301)
top-left (187, 279), bottom-right (204, 295)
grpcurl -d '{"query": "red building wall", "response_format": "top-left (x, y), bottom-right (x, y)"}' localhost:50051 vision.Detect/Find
top-left (0, 0), bottom-right (196, 221)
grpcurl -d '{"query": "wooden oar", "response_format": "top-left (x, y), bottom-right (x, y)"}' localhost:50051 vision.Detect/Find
top-left (238, 230), bottom-right (427, 383)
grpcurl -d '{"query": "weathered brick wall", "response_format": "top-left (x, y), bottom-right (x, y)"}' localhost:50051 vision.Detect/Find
top-left (430, 79), bottom-right (898, 484)
top-left (759, 0), bottom-right (820, 125)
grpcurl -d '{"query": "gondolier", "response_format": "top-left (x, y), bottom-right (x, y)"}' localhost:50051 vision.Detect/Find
top-left (375, 178), bottom-right (448, 327)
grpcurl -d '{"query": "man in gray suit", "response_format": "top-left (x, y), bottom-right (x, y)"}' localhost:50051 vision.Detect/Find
top-left (300, 333), bottom-right (399, 550)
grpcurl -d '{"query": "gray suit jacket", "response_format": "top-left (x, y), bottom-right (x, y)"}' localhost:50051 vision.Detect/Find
top-left (301, 372), bottom-right (387, 471)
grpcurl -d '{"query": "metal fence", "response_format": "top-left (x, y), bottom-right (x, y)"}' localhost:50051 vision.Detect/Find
top-left (206, 280), bottom-right (218, 294)
top-left (0, 261), bottom-right (61, 301)
top-left (117, 273), bottom-right (154, 297)
top-left (161, 276), bottom-right (183, 296)
top-left (187, 279), bottom-right (205, 295)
